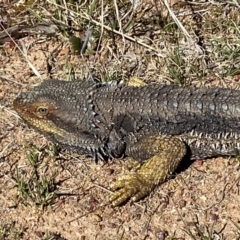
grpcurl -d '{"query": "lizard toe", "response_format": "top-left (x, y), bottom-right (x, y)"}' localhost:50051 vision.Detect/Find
top-left (109, 174), bottom-right (152, 206)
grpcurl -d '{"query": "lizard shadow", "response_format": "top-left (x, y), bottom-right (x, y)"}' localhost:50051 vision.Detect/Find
top-left (174, 145), bottom-right (195, 176)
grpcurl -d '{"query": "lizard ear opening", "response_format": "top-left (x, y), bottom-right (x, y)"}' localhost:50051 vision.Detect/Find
top-left (37, 106), bottom-right (49, 117)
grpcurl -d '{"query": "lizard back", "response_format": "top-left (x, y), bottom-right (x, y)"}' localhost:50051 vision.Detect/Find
top-left (13, 79), bottom-right (240, 160)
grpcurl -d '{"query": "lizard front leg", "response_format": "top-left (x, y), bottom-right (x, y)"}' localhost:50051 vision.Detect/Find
top-left (109, 135), bottom-right (186, 206)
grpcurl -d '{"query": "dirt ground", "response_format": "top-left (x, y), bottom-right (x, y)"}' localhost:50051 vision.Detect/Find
top-left (1, 1), bottom-right (240, 239)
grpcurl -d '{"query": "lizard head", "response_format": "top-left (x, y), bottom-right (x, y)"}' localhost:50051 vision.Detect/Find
top-left (12, 80), bottom-right (118, 159)
top-left (13, 89), bottom-right (68, 138)
top-left (13, 80), bottom-right (90, 138)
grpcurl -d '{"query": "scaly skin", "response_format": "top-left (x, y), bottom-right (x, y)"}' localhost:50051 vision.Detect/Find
top-left (13, 79), bottom-right (240, 205)
top-left (109, 136), bottom-right (186, 206)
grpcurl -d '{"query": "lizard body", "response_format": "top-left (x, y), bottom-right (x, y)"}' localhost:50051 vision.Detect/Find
top-left (13, 79), bottom-right (240, 205)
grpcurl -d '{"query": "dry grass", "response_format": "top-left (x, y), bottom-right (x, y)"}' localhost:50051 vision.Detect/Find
top-left (1, 0), bottom-right (240, 239)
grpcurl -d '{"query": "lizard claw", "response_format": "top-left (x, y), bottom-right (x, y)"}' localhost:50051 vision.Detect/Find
top-left (109, 174), bottom-right (153, 206)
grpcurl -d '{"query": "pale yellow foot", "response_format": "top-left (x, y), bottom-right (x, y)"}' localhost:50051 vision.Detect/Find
top-left (109, 136), bottom-right (186, 206)
top-left (126, 77), bottom-right (146, 87)
top-left (109, 173), bottom-right (153, 207)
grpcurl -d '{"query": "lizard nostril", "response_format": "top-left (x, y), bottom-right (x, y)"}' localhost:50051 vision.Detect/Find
top-left (37, 106), bottom-right (49, 116)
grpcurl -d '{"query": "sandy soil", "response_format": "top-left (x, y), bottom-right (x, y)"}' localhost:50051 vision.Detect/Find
top-left (1, 1), bottom-right (240, 239)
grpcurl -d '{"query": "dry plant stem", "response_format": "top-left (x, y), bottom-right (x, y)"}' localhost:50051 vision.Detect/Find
top-left (45, 0), bottom-right (164, 57)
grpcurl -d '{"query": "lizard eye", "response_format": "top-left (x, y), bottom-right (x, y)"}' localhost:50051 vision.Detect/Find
top-left (37, 106), bottom-right (49, 116)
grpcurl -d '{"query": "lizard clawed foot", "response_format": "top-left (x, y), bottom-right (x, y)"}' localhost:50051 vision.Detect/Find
top-left (109, 173), bottom-right (153, 206)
